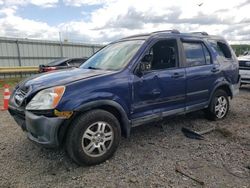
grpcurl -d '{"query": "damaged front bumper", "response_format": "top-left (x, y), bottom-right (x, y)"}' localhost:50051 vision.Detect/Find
top-left (9, 107), bottom-right (66, 147)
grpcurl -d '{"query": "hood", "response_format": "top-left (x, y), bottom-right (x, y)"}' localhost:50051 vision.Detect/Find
top-left (238, 55), bottom-right (250, 61)
top-left (18, 68), bottom-right (111, 92)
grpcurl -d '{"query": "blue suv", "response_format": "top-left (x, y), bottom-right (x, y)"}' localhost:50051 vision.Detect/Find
top-left (8, 30), bottom-right (240, 165)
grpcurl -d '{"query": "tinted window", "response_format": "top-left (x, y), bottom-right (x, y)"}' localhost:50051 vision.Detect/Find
top-left (59, 62), bottom-right (67, 66)
top-left (217, 42), bottom-right (232, 59)
top-left (68, 59), bottom-right (87, 67)
top-left (144, 39), bottom-right (178, 71)
top-left (183, 42), bottom-right (210, 67)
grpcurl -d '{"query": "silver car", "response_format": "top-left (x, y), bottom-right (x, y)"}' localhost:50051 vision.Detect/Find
top-left (238, 55), bottom-right (250, 85)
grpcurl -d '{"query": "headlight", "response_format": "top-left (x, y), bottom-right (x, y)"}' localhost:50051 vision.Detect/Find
top-left (26, 86), bottom-right (65, 110)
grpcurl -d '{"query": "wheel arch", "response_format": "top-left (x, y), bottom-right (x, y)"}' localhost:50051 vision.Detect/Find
top-left (59, 100), bottom-right (131, 144)
top-left (209, 82), bottom-right (232, 104)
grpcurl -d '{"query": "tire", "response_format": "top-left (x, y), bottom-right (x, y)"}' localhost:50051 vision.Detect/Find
top-left (66, 110), bottom-right (121, 166)
top-left (205, 89), bottom-right (229, 121)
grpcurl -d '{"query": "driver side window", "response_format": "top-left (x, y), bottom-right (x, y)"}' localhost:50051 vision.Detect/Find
top-left (142, 39), bottom-right (178, 71)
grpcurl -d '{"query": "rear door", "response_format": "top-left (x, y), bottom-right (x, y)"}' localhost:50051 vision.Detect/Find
top-left (181, 39), bottom-right (219, 109)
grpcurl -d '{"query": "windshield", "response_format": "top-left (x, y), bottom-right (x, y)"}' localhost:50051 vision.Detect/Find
top-left (80, 40), bottom-right (144, 71)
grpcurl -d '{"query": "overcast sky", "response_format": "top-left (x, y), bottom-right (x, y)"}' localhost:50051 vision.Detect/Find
top-left (0, 0), bottom-right (250, 44)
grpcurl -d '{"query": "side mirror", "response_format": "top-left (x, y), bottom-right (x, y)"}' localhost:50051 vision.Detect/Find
top-left (142, 54), bottom-right (153, 63)
top-left (139, 61), bottom-right (151, 72)
top-left (136, 54), bottom-right (152, 76)
top-left (140, 54), bottom-right (152, 72)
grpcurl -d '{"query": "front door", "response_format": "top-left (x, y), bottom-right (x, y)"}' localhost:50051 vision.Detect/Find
top-left (131, 39), bottom-right (186, 120)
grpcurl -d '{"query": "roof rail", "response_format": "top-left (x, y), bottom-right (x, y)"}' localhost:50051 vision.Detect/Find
top-left (190, 32), bottom-right (209, 36)
top-left (121, 33), bottom-right (150, 39)
top-left (152, 29), bottom-right (180, 34)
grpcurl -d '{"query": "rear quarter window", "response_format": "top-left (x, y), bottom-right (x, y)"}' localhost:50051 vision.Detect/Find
top-left (209, 40), bottom-right (232, 60)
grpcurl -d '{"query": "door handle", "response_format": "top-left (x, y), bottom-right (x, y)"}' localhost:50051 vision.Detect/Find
top-left (211, 67), bottom-right (220, 73)
top-left (151, 89), bottom-right (161, 96)
top-left (171, 72), bottom-right (184, 79)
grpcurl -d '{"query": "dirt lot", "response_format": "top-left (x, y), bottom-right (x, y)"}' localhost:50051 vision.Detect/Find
top-left (0, 86), bottom-right (249, 188)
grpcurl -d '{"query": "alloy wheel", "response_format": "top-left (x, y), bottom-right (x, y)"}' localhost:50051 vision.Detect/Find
top-left (215, 96), bottom-right (228, 118)
top-left (82, 121), bottom-right (114, 157)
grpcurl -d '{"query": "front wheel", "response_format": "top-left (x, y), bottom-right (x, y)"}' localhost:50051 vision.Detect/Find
top-left (66, 110), bottom-right (121, 165)
top-left (205, 89), bottom-right (229, 120)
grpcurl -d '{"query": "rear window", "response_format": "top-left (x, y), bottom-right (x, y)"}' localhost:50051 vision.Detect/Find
top-left (68, 59), bottom-right (87, 67)
top-left (209, 40), bottom-right (232, 59)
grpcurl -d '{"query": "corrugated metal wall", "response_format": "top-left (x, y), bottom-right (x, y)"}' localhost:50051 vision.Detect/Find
top-left (0, 37), bottom-right (103, 67)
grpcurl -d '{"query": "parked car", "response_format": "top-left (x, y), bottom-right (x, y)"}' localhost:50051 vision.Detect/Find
top-left (243, 51), bottom-right (250, 56)
top-left (238, 55), bottom-right (250, 85)
top-left (8, 30), bottom-right (240, 165)
top-left (38, 57), bottom-right (88, 73)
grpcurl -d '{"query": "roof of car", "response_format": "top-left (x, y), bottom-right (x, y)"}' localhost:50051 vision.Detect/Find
top-left (115, 29), bottom-right (223, 42)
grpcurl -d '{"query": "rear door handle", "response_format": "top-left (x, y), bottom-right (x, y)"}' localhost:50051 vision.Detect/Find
top-left (171, 72), bottom-right (184, 79)
top-left (211, 67), bottom-right (220, 73)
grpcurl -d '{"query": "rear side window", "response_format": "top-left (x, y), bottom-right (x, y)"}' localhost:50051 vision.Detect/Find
top-left (209, 40), bottom-right (232, 59)
top-left (59, 62), bottom-right (67, 66)
top-left (183, 42), bottom-right (211, 67)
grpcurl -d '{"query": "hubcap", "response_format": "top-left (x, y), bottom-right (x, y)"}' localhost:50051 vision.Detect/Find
top-left (82, 121), bottom-right (114, 157)
top-left (215, 96), bottom-right (228, 118)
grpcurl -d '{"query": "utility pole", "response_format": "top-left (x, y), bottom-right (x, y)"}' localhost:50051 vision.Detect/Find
top-left (59, 32), bottom-right (63, 57)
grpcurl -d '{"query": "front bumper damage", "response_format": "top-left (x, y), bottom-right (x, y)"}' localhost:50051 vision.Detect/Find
top-left (25, 111), bottom-right (65, 147)
top-left (9, 107), bottom-right (66, 147)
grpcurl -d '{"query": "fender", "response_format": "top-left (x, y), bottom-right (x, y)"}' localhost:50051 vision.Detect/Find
top-left (208, 80), bottom-right (232, 104)
top-left (75, 100), bottom-right (131, 138)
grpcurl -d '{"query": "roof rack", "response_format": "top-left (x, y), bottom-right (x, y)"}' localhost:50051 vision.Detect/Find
top-left (152, 29), bottom-right (180, 34)
top-left (121, 33), bottom-right (150, 39)
top-left (189, 32), bottom-right (209, 36)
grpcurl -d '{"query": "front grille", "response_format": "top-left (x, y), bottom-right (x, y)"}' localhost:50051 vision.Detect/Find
top-left (239, 60), bottom-right (250, 69)
top-left (14, 86), bottom-right (30, 107)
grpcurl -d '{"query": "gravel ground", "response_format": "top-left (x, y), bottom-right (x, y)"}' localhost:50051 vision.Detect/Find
top-left (0, 86), bottom-right (250, 188)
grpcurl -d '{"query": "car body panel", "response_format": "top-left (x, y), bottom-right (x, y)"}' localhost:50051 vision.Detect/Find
top-left (132, 68), bottom-right (186, 119)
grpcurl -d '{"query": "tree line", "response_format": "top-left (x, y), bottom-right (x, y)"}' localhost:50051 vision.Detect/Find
top-left (231, 44), bottom-right (250, 57)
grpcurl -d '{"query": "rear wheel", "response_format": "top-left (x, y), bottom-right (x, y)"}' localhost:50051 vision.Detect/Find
top-left (66, 110), bottom-right (121, 165)
top-left (205, 89), bottom-right (229, 120)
